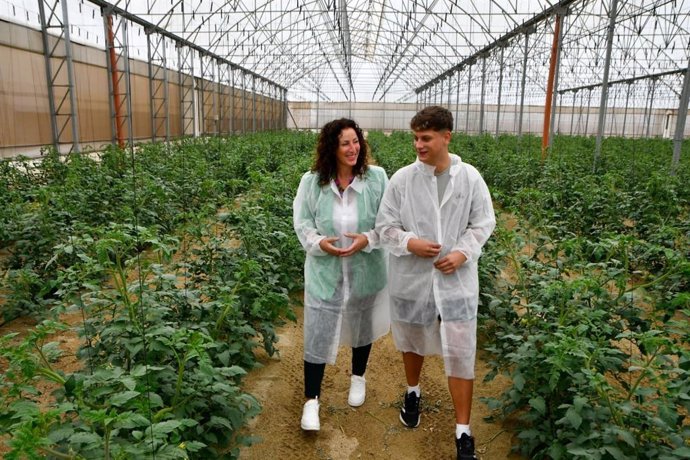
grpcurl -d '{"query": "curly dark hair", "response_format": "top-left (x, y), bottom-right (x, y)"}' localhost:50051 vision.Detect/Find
top-left (410, 105), bottom-right (454, 132)
top-left (312, 118), bottom-right (369, 186)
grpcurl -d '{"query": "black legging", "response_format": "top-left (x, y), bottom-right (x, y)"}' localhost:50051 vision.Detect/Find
top-left (304, 343), bottom-right (372, 398)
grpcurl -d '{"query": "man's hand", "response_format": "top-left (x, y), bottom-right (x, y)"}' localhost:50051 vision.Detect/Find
top-left (319, 236), bottom-right (343, 256)
top-left (340, 233), bottom-right (369, 257)
top-left (407, 238), bottom-right (442, 258)
top-left (434, 251), bottom-right (467, 274)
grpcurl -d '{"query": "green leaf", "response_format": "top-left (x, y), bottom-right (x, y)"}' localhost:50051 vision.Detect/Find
top-left (565, 407), bottom-right (582, 429)
top-left (69, 431), bottom-right (103, 446)
top-left (604, 446), bottom-right (628, 460)
top-left (149, 420), bottom-right (182, 436)
top-left (529, 396), bottom-right (546, 415)
top-left (182, 440), bottom-right (207, 452)
top-left (671, 447), bottom-right (690, 458)
top-left (109, 390), bottom-right (140, 407)
top-left (512, 370), bottom-right (525, 391)
top-left (115, 413), bottom-right (151, 430)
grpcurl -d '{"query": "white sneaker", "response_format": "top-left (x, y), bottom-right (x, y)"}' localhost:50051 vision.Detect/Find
top-left (348, 375), bottom-right (366, 407)
top-left (301, 398), bottom-right (320, 431)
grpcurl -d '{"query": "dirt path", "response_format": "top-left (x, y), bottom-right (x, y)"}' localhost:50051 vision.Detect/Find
top-left (240, 306), bottom-right (522, 460)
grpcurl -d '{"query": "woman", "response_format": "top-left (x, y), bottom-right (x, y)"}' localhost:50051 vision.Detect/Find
top-left (293, 118), bottom-right (389, 431)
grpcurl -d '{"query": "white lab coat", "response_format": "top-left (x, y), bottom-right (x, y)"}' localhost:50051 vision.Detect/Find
top-left (375, 155), bottom-right (495, 378)
top-left (293, 165), bottom-right (390, 365)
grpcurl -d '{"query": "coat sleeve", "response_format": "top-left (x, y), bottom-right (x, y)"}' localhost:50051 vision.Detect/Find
top-left (361, 167), bottom-right (389, 253)
top-left (451, 172), bottom-right (496, 263)
top-left (293, 173), bottom-right (328, 256)
top-left (375, 172), bottom-right (417, 257)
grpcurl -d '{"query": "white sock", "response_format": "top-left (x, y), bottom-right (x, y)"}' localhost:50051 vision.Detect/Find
top-left (456, 424), bottom-right (471, 438)
top-left (407, 385), bottom-right (420, 397)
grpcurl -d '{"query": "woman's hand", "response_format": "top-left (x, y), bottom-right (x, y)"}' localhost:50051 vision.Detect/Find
top-left (340, 233), bottom-right (369, 257)
top-left (319, 236), bottom-right (343, 256)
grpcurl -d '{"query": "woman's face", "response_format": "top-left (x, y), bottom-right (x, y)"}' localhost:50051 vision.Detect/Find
top-left (335, 128), bottom-right (360, 170)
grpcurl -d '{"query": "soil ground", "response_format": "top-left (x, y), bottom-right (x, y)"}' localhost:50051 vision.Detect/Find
top-left (239, 306), bottom-right (522, 460)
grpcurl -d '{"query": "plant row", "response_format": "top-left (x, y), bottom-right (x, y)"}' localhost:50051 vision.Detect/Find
top-left (0, 133), bottom-right (313, 458)
top-left (372, 131), bottom-right (690, 459)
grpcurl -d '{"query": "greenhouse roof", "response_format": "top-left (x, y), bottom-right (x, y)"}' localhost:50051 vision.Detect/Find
top-left (2, 0), bottom-right (689, 103)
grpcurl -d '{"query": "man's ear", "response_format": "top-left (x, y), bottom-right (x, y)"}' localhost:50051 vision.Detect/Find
top-left (443, 130), bottom-right (452, 143)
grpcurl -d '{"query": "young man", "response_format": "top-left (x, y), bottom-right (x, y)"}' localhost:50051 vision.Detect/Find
top-left (375, 106), bottom-right (495, 459)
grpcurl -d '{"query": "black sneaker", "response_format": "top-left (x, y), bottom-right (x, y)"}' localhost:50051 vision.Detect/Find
top-left (399, 391), bottom-right (421, 428)
top-left (456, 433), bottom-right (477, 460)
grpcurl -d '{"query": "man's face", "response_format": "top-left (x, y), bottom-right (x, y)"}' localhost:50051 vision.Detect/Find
top-left (413, 129), bottom-right (451, 166)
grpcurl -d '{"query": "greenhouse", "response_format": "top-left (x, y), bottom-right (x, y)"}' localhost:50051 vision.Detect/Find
top-left (0, 0), bottom-right (688, 458)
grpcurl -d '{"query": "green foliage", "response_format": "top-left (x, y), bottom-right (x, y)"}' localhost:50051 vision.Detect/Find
top-left (1, 131), bottom-right (688, 458)
top-left (0, 132), bottom-right (311, 458)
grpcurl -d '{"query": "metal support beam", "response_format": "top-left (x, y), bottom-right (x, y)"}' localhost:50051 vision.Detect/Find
top-left (177, 44), bottom-right (195, 137)
top-left (645, 78), bottom-right (657, 138)
top-left (252, 76), bottom-right (257, 133)
top-left (479, 55), bottom-right (487, 134)
top-left (621, 82), bottom-right (632, 137)
top-left (218, 61), bottom-right (229, 135)
top-left (518, 32), bottom-right (530, 138)
top-left (103, 9), bottom-right (130, 148)
top-left (242, 72), bottom-right (247, 133)
top-left (496, 46), bottom-right (505, 137)
top-left (594, 0), bottom-right (619, 170)
top-left (147, 31), bottom-right (170, 143)
top-left (549, 11), bottom-right (565, 149)
top-left (447, 76), bottom-right (453, 109)
top-left (672, 65), bottom-right (690, 175)
top-left (38, 0), bottom-right (80, 153)
top-left (466, 64), bottom-right (472, 133)
top-left (283, 89), bottom-right (288, 129)
top-left (230, 67), bottom-right (235, 133)
top-left (455, 71), bottom-right (461, 132)
top-left (542, 13), bottom-right (562, 160)
top-left (585, 88), bottom-right (592, 135)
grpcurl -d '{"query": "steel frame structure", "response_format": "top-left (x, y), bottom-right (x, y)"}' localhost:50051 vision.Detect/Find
top-left (38, 0), bottom-right (81, 153)
top-left (15, 0), bottom-right (687, 165)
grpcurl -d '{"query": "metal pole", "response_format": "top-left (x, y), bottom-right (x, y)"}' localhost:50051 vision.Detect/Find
top-left (283, 88), bottom-right (288, 129)
top-left (466, 64), bottom-right (472, 133)
top-left (542, 13), bottom-right (562, 159)
top-left (576, 90), bottom-right (584, 135)
top-left (439, 79), bottom-right (444, 106)
top-left (518, 31), bottom-right (529, 138)
top-left (608, 86), bottom-right (618, 136)
top-left (104, 13), bottom-right (124, 148)
top-left (61, 0), bottom-right (80, 152)
top-left (447, 76), bottom-right (453, 109)
top-left (242, 71), bottom-right (247, 133)
top-left (230, 67), bottom-right (235, 133)
top-left (645, 78), bottom-right (657, 137)
top-left (672, 65), bottom-right (690, 174)
top-left (549, 12), bottom-right (565, 148)
top-left (38, 1), bottom-right (59, 150)
top-left (316, 87), bottom-right (320, 129)
top-left (147, 34), bottom-right (157, 140)
top-left (621, 82), bottom-right (631, 137)
top-left (496, 46), bottom-right (505, 137)
top-left (252, 75), bottom-right (257, 133)
top-left (585, 88), bottom-right (592, 135)
top-left (479, 55), bottom-right (487, 134)
top-left (455, 71), bottom-right (461, 131)
top-left (569, 92), bottom-right (576, 135)
top-left (594, 0), bottom-right (619, 170)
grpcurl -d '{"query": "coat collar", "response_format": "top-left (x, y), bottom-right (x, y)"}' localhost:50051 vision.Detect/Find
top-left (328, 173), bottom-right (365, 195)
top-left (413, 154), bottom-right (463, 176)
